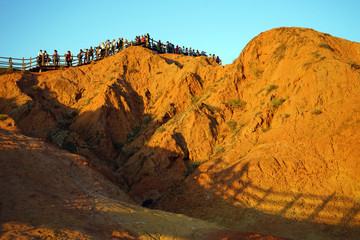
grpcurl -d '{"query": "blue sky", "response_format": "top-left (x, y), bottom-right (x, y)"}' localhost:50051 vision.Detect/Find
top-left (0, 0), bottom-right (359, 65)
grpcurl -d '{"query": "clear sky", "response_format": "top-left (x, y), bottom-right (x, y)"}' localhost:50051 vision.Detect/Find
top-left (0, 0), bottom-right (359, 65)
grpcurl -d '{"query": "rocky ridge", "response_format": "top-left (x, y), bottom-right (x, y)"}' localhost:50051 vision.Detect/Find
top-left (1, 27), bottom-right (360, 240)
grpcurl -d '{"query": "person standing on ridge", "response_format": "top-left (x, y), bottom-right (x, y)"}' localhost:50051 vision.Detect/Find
top-left (37, 50), bottom-right (43, 66)
top-left (77, 49), bottom-right (83, 65)
top-left (88, 47), bottom-right (94, 61)
top-left (65, 51), bottom-right (73, 67)
top-left (52, 50), bottom-right (59, 66)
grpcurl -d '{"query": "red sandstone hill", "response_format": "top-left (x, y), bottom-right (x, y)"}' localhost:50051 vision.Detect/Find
top-left (1, 27), bottom-right (360, 240)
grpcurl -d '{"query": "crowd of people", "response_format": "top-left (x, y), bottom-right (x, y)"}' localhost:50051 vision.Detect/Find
top-left (36, 33), bottom-right (222, 67)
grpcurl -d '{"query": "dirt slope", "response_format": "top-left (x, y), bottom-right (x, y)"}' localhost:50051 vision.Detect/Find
top-left (0, 119), bottom-right (289, 240)
top-left (0, 27), bottom-right (360, 240)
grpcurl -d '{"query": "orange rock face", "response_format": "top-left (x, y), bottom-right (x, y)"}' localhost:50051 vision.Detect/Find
top-left (1, 27), bottom-right (360, 240)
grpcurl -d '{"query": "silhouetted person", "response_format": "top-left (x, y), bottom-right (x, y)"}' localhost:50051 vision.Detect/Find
top-left (65, 51), bottom-right (73, 67)
top-left (52, 50), bottom-right (59, 66)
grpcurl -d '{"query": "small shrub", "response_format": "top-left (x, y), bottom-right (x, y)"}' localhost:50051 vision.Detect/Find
top-left (53, 103), bottom-right (60, 109)
top-left (186, 161), bottom-right (202, 176)
top-left (311, 109), bottom-right (322, 115)
top-left (266, 84), bottom-right (278, 95)
top-left (128, 67), bottom-right (138, 73)
top-left (71, 109), bottom-right (80, 117)
top-left (255, 111), bottom-right (262, 117)
top-left (303, 62), bottom-right (312, 68)
top-left (156, 127), bottom-right (166, 133)
top-left (62, 113), bottom-right (73, 119)
top-left (206, 104), bottom-right (220, 113)
top-left (152, 91), bottom-right (163, 104)
top-left (318, 42), bottom-right (334, 51)
top-left (57, 120), bottom-right (70, 128)
top-left (284, 113), bottom-right (290, 118)
top-left (32, 85), bottom-right (39, 91)
top-left (229, 99), bottom-right (247, 109)
top-left (349, 61), bottom-right (360, 70)
top-left (113, 141), bottom-right (124, 152)
top-left (226, 121), bottom-right (237, 133)
top-left (111, 68), bottom-right (117, 73)
top-left (0, 68), bottom-right (14, 75)
top-left (127, 125), bottom-right (141, 142)
top-left (108, 76), bottom-right (115, 80)
top-left (214, 145), bottom-right (225, 154)
top-left (143, 114), bottom-right (155, 125)
top-left (273, 44), bottom-right (287, 61)
top-left (156, 71), bottom-right (162, 74)
top-left (311, 52), bottom-right (320, 58)
top-left (255, 88), bottom-right (265, 96)
top-left (262, 125), bottom-right (271, 132)
top-left (251, 67), bottom-right (264, 78)
top-left (0, 115), bottom-right (8, 121)
top-left (271, 98), bottom-right (286, 108)
top-left (191, 96), bottom-right (200, 104)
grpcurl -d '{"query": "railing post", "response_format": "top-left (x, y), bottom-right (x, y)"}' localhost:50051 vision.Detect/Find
top-left (105, 48), bottom-right (108, 57)
top-left (30, 57), bottom-right (32, 70)
top-left (9, 57), bottom-right (12, 69)
top-left (22, 57), bottom-right (24, 70)
top-left (41, 54), bottom-right (44, 66)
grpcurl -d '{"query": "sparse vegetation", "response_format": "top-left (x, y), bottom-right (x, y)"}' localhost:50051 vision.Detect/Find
top-left (214, 145), bottom-right (225, 154)
top-left (228, 99), bottom-right (247, 109)
top-left (128, 67), bottom-right (138, 73)
top-left (255, 111), bottom-right (262, 117)
top-left (273, 44), bottom-right (287, 61)
top-left (32, 85), bottom-right (39, 91)
top-left (251, 67), bottom-right (264, 78)
top-left (266, 84), bottom-right (279, 95)
top-left (206, 104), bottom-right (220, 113)
top-left (152, 91), bottom-right (163, 104)
top-left (127, 125), bottom-right (141, 142)
top-left (0, 115), bottom-right (8, 121)
top-left (191, 95), bottom-right (201, 104)
top-left (262, 125), bottom-right (271, 132)
top-left (57, 120), bottom-right (70, 128)
top-left (0, 68), bottom-right (14, 75)
top-left (271, 98), bottom-right (286, 108)
top-left (311, 109), bottom-right (323, 115)
top-left (318, 42), bottom-right (334, 51)
top-left (226, 121), bottom-right (237, 133)
top-left (303, 62), bottom-right (312, 68)
top-left (108, 76), bottom-right (115, 80)
top-left (186, 161), bottom-right (202, 176)
top-left (155, 127), bottom-right (166, 133)
top-left (156, 71), bottom-right (162, 74)
top-left (284, 113), bottom-right (290, 118)
top-left (113, 141), bottom-right (124, 152)
top-left (71, 109), bottom-right (80, 117)
top-left (349, 61), bottom-right (360, 70)
top-left (311, 52), bottom-right (320, 58)
top-left (255, 88), bottom-right (265, 96)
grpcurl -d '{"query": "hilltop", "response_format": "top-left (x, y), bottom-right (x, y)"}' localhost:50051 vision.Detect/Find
top-left (1, 27), bottom-right (360, 240)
